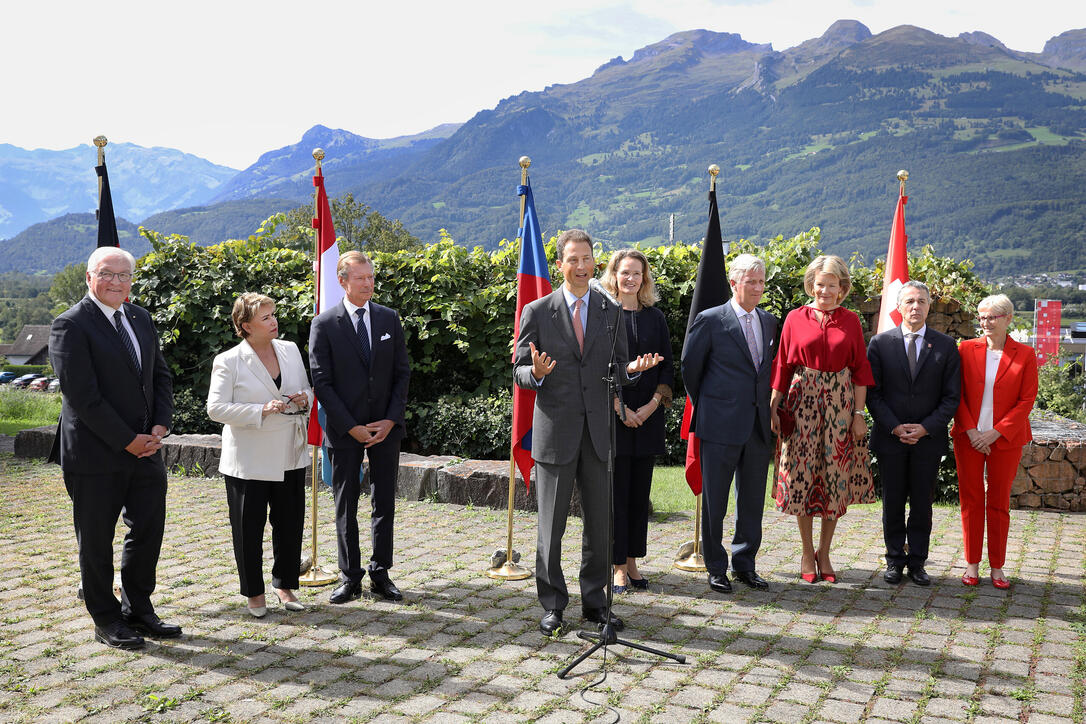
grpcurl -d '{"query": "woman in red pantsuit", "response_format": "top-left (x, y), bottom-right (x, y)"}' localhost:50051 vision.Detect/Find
top-left (952, 294), bottom-right (1037, 590)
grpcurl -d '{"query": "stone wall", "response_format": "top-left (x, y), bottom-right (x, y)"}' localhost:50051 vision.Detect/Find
top-left (13, 427), bottom-right (579, 515)
top-left (856, 295), bottom-right (976, 341)
top-left (1011, 416), bottom-right (1086, 511)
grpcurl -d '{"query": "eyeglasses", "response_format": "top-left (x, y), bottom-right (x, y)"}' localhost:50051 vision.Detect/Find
top-left (977, 314), bottom-right (1008, 324)
top-left (280, 395), bottom-right (309, 415)
top-left (93, 271), bottom-right (133, 283)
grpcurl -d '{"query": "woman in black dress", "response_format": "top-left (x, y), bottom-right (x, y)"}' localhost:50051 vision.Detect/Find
top-left (601, 249), bottom-right (674, 592)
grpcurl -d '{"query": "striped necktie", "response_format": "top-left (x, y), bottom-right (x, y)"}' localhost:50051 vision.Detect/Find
top-left (113, 310), bottom-right (141, 373)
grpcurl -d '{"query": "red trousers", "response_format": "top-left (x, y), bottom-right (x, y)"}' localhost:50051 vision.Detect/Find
top-left (954, 443), bottom-right (1023, 568)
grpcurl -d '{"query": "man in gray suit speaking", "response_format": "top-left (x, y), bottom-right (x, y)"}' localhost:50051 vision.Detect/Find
top-left (514, 230), bottom-right (661, 636)
top-left (682, 254), bottom-right (777, 594)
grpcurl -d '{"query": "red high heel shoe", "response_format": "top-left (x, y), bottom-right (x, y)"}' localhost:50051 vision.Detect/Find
top-left (816, 556), bottom-right (837, 584)
top-left (990, 574), bottom-right (1010, 590)
top-left (961, 573), bottom-right (980, 586)
top-left (800, 570), bottom-right (817, 584)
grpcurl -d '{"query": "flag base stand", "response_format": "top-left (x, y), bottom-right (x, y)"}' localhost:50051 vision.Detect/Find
top-left (673, 540), bottom-right (707, 572)
top-left (299, 567), bottom-right (338, 587)
top-left (486, 561), bottom-right (532, 581)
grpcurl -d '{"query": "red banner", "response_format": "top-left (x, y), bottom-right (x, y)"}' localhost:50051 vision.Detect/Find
top-left (1034, 299), bottom-right (1061, 366)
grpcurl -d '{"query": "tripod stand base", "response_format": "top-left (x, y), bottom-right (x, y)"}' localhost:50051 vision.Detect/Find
top-left (557, 627), bottom-right (686, 679)
top-left (485, 561), bottom-right (533, 580)
top-left (298, 566), bottom-right (338, 587)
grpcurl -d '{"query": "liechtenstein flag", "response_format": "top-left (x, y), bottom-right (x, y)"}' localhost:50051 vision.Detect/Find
top-left (511, 179), bottom-right (551, 490)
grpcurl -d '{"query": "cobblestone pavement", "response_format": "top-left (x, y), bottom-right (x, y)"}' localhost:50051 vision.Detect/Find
top-left (1, 454), bottom-right (1084, 723)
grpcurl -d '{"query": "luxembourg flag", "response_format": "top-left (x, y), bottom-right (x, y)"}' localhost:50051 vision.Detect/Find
top-left (511, 179), bottom-right (551, 490)
top-left (307, 172), bottom-right (343, 446)
top-left (877, 188), bottom-right (909, 333)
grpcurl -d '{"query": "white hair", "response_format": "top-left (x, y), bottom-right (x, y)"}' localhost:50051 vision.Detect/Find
top-left (728, 254), bottom-right (765, 283)
top-left (87, 246), bottom-right (136, 273)
top-left (977, 293), bottom-right (1013, 318)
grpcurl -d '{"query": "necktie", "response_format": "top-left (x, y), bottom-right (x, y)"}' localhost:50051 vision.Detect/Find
top-left (356, 308), bottom-right (371, 365)
top-left (572, 299), bottom-right (585, 354)
top-left (743, 312), bottom-right (761, 367)
top-left (113, 310), bottom-right (141, 373)
top-left (907, 333), bottom-right (919, 376)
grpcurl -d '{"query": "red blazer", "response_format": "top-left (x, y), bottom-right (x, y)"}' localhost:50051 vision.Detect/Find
top-left (951, 337), bottom-right (1038, 450)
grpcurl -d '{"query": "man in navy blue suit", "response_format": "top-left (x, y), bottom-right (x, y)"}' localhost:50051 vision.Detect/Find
top-left (867, 280), bottom-right (960, 586)
top-left (50, 246), bottom-right (178, 649)
top-left (681, 254), bottom-right (777, 593)
top-left (309, 251), bottom-right (410, 604)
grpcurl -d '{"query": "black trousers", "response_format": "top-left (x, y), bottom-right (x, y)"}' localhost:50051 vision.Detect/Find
top-left (64, 457), bottom-right (167, 627)
top-left (700, 422), bottom-right (771, 577)
top-left (613, 454), bottom-right (655, 562)
top-left (879, 441), bottom-right (943, 569)
top-left (327, 431), bottom-right (402, 583)
top-left (224, 468), bottom-right (306, 597)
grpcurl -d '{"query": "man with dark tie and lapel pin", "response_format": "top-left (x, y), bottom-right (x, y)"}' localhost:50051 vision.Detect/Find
top-left (867, 280), bottom-right (961, 586)
top-left (681, 254), bottom-right (778, 594)
top-left (49, 246), bottom-right (178, 650)
top-left (513, 229), bottom-right (662, 637)
top-left (309, 250), bottom-right (410, 604)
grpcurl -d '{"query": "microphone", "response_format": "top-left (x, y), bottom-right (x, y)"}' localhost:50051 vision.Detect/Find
top-left (589, 278), bottom-right (620, 309)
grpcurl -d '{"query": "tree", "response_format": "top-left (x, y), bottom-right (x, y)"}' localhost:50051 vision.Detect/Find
top-left (49, 262), bottom-right (88, 315)
top-left (266, 193), bottom-right (422, 255)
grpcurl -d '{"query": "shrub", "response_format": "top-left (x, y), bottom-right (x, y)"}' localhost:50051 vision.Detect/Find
top-left (408, 393), bottom-right (512, 460)
top-left (1036, 361), bottom-right (1086, 423)
top-left (170, 388), bottom-right (220, 435)
top-left (3, 364), bottom-right (49, 376)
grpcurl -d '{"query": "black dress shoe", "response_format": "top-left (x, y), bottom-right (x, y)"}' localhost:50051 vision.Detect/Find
top-left (123, 612), bottom-right (182, 639)
top-left (369, 576), bottom-right (403, 602)
top-left (883, 566), bottom-right (904, 584)
top-left (539, 609), bottom-right (563, 636)
top-left (582, 607), bottom-right (624, 631)
top-left (907, 566), bottom-right (931, 586)
top-left (94, 621), bottom-right (145, 650)
top-left (734, 570), bottom-right (769, 590)
top-left (708, 572), bottom-right (732, 593)
top-left (329, 579), bottom-right (363, 604)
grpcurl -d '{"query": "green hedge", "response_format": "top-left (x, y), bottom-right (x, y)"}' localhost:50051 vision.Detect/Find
top-left (3, 364), bottom-right (49, 376)
top-left (131, 220), bottom-right (995, 498)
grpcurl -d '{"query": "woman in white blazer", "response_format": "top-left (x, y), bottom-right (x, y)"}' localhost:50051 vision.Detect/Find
top-left (207, 293), bottom-right (313, 617)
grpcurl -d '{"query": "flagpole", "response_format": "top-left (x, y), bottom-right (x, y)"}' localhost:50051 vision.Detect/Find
top-left (300, 147), bottom-right (338, 588)
top-left (898, 169), bottom-right (908, 197)
top-left (94, 136), bottom-right (107, 202)
top-left (674, 163), bottom-right (720, 574)
top-left (487, 155), bottom-right (534, 582)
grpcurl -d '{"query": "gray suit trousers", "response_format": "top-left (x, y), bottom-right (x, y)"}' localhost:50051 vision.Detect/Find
top-left (535, 420), bottom-right (611, 611)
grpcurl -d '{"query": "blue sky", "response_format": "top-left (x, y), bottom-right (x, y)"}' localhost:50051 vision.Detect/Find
top-left (4, 0), bottom-right (1083, 169)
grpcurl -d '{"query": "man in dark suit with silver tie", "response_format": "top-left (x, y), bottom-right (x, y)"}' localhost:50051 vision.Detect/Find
top-left (309, 250), bottom-right (411, 604)
top-left (513, 230), bottom-right (661, 636)
top-left (49, 246), bottom-right (178, 649)
top-left (867, 280), bottom-right (960, 586)
top-left (682, 254), bottom-right (777, 594)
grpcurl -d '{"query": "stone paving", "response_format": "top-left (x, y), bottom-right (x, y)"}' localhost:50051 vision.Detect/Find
top-left (1, 453), bottom-right (1084, 723)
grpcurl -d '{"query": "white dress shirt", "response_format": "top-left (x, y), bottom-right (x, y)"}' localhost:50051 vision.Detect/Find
top-left (88, 291), bottom-right (142, 368)
top-left (342, 297), bottom-right (372, 351)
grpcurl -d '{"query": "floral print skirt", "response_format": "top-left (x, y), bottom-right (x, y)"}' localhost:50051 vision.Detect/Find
top-left (774, 366), bottom-right (875, 520)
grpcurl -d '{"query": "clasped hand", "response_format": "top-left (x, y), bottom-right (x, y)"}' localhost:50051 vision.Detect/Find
top-left (892, 423), bottom-right (928, 446)
top-left (966, 428), bottom-right (1000, 455)
top-left (125, 425), bottom-right (169, 458)
top-left (349, 419), bottom-right (395, 448)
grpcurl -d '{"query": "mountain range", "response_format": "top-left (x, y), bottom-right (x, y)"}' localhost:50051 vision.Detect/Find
top-left (3, 21), bottom-right (1085, 275)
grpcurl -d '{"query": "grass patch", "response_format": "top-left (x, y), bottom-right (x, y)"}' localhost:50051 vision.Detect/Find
top-left (0, 388), bottom-right (61, 434)
top-left (651, 466), bottom-right (776, 514)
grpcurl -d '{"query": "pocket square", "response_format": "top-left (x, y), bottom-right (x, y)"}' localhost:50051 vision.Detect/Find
top-left (380, 332), bottom-right (391, 341)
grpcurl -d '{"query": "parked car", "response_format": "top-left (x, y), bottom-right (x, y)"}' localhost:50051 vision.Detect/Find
top-left (47, 378), bottom-right (61, 393)
top-left (0, 371), bottom-right (17, 384)
top-left (28, 377), bottom-right (51, 391)
top-left (10, 373), bottom-right (44, 389)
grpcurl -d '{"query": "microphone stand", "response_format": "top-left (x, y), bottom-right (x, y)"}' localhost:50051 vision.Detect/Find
top-left (557, 292), bottom-right (686, 678)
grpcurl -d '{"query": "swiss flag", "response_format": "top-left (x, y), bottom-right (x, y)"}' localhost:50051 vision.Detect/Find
top-left (877, 190), bottom-right (909, 333)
